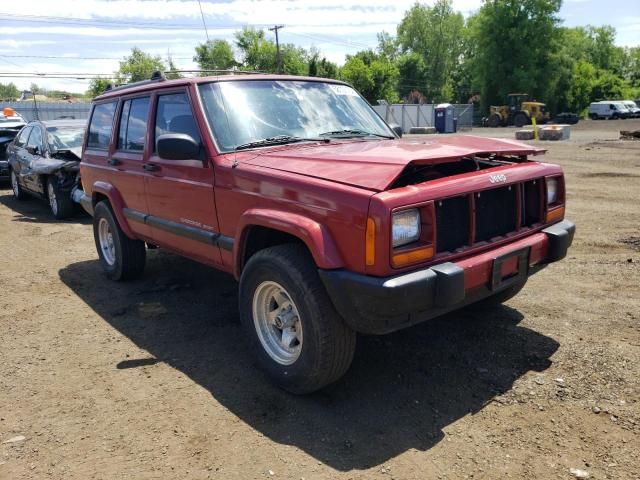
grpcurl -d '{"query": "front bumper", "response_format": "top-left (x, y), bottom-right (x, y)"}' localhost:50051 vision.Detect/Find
top-left (320, 220), bottom-right (575, 335)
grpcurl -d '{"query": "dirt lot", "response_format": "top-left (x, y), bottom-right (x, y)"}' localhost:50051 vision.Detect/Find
top-left (1, 120), bottom-right (639, 480)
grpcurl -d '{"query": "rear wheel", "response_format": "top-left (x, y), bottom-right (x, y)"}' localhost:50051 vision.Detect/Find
top-left (513, 112), bottom-right (529, 128)
top-left (93, 201), bottom-right (146, 281)
top-left (47, 176), bottom-right (75, 219)
top-left (239, 244), bottom-right (356, 394)
top-left (589, 113), bottom-right (598, 120)
top-left (10, 169), bottom-right (25, 200)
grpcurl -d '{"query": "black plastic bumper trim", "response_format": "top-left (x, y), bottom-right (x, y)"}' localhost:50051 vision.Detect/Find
top-left (320, 219), bottom-right (574, 335)
top-left (121, 208), bottom-right (234, 250)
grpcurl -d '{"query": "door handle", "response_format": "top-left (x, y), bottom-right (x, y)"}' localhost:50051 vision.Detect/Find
top-left (107, 158), bottom-right (122, 166)
top-left (143, 163), bottom-right (160, 172)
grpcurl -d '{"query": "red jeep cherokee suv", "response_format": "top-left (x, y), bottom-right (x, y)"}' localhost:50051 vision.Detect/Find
top-left (79, 73), bottom-right (574, 393)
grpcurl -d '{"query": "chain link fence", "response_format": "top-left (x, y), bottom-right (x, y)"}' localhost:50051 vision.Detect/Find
top-left (3, 102), bottom-right (91, 122)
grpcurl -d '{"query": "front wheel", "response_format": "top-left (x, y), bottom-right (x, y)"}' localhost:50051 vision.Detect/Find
top-left (47, 176), bottom-right (75, 219)
top-left (239, 244), bottom-right (356, 394)
top-left (93, 201), bottom-right (146, 281)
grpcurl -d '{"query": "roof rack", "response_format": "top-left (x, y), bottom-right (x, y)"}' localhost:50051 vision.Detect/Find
top-left (166, 69), bottom-right (266, 76)
top-left (103, 70), bottom-right (166, 94)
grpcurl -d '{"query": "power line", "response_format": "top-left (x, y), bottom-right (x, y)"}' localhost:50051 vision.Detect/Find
top-left (0, 54), bottom-right (193, 60)
top-left (197, 0), bottom-right (210, 41)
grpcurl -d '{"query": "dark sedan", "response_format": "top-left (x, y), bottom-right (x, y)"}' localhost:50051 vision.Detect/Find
top-left (7, 119), bottom-right (86, 219)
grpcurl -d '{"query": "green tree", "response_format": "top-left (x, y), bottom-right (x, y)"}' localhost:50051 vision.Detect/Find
top-left (117, 47), bottom-right (166, 83)
top-left (339, 52), bottom-right (399, 103)
top-left (396, 0), bottom-right (465, 102)
top-left (234, 27), bottom-right (307, 74)
top-left (469, 0), bottom-right (562, 113)
top-left (0, 82), bottom-right (20, 101)
top-left (565, 61), bottom-right (597, 113)
top-left (165, 55), bottom-right (182, 79)
top-left (86, 78), bottom-right (112, 98)
top-left (194, 39), bottom-right (237, 71)
top-left (307, 48), bottom-right (338, 78)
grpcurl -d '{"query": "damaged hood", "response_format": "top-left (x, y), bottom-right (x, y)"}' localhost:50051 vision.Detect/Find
top-left (238, 135), bottom-right (545, 191)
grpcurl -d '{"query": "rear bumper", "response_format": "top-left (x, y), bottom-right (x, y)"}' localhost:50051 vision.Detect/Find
top-left (320, 220), bottom-right (575, 335)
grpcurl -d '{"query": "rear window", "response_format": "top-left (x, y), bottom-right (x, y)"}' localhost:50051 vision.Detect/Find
top-left (88, 102), bottom-right (117, 149)
top-left (117, 97), bottom-right (150, 152)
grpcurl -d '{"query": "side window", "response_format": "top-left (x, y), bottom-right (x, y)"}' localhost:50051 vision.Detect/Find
top-left (26, 126), bottom-right (43, 149)
top-left (155, 93), bottom-right (201, 151)
top-left (88, 101), bottom-right (117, 149)
top-left (117, 97), bottom-right (150, 152)
top-left (14, 126), bottom-right (32, 147)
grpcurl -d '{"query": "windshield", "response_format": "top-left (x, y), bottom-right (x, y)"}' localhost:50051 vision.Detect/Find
top-left (198, 80), bottom-right (393, 151)
top-left (47, 126), bottom-right (85, 150)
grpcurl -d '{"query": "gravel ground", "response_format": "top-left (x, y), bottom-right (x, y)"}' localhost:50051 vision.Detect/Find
top-left (1, 119), bottom-right (639, 479)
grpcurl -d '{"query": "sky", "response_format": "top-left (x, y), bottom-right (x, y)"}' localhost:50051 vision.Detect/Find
top-left (0, 0), bottom-right (638, 94)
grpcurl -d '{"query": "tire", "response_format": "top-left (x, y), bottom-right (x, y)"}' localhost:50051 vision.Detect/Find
top-left (589, 113), bottom-right (598, 120)
top-left (475, 281), bottom-right (526, 309)
top-left (239, 244), bottom-right (356, 394)
top-left (10, 168), bottom-right (26, 200)
top-left (513, 112), bottom-right (529, 128)
top-left (93, 201), bottom-right (146, 281)
top-left (487, 113), bottom-right (501, 128)
top-left (611, 113), bottom-right (619, 120)
top-left (46, 176), bottom-right (75, 219)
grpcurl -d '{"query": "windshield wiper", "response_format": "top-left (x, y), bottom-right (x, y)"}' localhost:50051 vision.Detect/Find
top-left (319, 129), bottom-right (395, 139)
top-left (235, 135), bottom-right (325, 151)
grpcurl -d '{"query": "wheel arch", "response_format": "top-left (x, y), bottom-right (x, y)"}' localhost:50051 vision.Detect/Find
top-left (90, 181), bottom-right (136, 239)
top-left (234, 209), bottom-right (344, 279)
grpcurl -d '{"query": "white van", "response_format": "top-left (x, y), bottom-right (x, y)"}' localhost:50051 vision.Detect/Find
top-left (589, 101), bottom-right (629, 120)
top-left (623, 100), bottom-right (640, 118)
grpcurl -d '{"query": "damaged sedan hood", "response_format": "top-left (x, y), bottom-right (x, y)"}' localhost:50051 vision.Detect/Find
top-left (239, 135), bottom-right (545, 191)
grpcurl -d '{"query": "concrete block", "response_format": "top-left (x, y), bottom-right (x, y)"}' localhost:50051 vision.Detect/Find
top-left (540, 124), bottom-right (571, 141)
top-left (515, 130), bottom-right (535, 140)
top-left (409, 126), bottom-right (437, 134)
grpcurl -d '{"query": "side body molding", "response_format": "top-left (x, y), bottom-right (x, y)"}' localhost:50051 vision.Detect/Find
top-left (234, 209), bottom-right (344, 278)
top-left (90, 181), bottom-right (136, 239)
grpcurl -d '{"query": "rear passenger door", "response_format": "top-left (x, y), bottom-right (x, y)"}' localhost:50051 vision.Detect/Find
top-left (143, 89), bottom-right (221, 265)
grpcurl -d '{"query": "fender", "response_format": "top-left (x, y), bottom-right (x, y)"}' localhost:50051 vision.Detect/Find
top-left (91, 181), bottom-right (136, 239)
top-left (234, 208), bottom-right (344, 278)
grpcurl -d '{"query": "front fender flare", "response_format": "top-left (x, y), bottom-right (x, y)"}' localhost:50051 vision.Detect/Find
top-left (234, 209), bottom-right (344, 278)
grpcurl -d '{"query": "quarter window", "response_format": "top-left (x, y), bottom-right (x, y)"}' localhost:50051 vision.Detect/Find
top-left (118, 97), bottom-right (150, 152)
top-left (88, 102), bottom-right (117, 149)
top-left (155, 93), bottom-right (201, 150)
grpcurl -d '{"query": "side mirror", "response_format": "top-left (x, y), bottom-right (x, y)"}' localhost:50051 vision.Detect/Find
top-left (157, 133), bottom-right (200, 160)
top-left (26, 145), bottom-right (40, 155)
top-left (389, 123), bottom-right (403, 138)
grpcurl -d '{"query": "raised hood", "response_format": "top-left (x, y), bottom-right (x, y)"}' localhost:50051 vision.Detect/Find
top-left (239, 135), bottom-right (545, 191)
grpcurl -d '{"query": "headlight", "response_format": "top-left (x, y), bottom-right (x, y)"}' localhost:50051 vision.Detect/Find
top-left (546, 177), bottom-right (559, 204)
top-left (392, 209), bottom-right (420, 247)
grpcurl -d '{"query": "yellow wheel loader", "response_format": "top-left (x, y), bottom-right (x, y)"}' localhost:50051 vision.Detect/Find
top-left (487, 93), bottom-right (550, 128)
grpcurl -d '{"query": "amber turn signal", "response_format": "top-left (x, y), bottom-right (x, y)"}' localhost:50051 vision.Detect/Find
top-left (365, 217), bottom-right (376, 266)
top-left (546, 206), bottom-right (565, 223)
top-left (392, 246), bottom-right (434, 267)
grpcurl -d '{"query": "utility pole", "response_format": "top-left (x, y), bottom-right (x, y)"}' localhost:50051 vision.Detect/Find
top-left (269, 25), bottom-right (284, 73)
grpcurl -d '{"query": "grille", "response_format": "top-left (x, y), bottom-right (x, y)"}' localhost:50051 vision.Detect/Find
top-left (436, 195), bottom-right (470, 253)
top-left (433, 180), bottom-right (542, 254)
top-left (475, 185), bottom-right (518, 242)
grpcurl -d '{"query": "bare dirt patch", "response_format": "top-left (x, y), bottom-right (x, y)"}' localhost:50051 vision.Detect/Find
top-left (1, 120), bottom-right (639, 479)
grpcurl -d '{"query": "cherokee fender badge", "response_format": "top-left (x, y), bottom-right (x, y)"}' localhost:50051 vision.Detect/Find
top-left (489, 173), bottom-right (507, 184)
